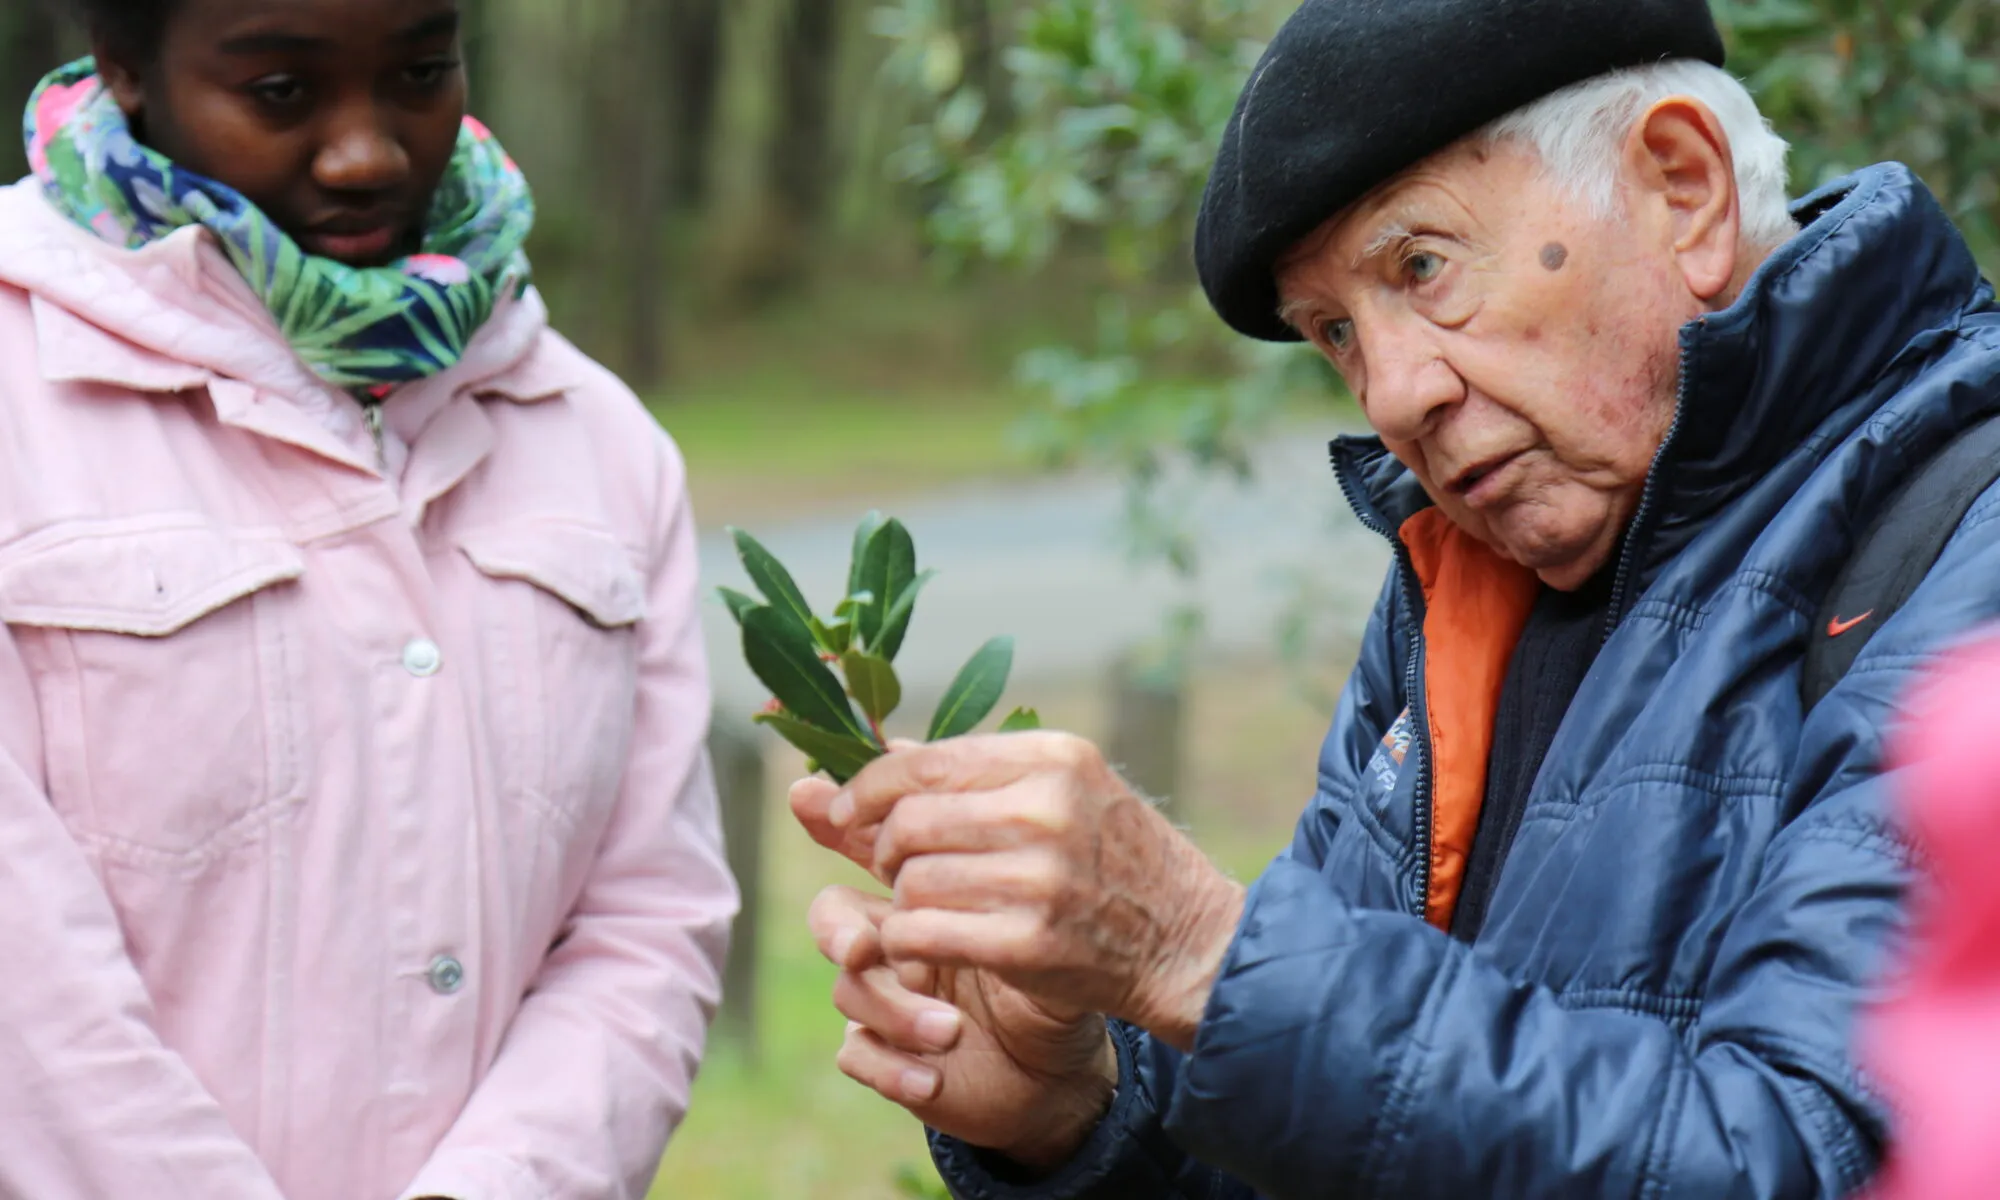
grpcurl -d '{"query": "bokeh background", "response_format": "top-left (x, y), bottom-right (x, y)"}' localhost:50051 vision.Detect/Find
top-left (1, 1), bottom-right (1996, 1196)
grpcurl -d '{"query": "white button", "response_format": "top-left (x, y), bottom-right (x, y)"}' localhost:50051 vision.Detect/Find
top-left (401, 637), bottom-right (443, 677)
top-left (427, 954), bottom-right (465, 995)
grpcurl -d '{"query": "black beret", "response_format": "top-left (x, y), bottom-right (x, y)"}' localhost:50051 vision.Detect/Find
top-left (1194, 0), bottom-right (1727, 342)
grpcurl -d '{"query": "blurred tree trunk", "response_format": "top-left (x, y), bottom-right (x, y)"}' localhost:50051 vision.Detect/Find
top-left (460, 0), bottom-right (496, 126)
top-left (951, 0), bottom-right (1011, 135)
top-left (665, 0), bottom-right (725, 209)
top-left (1, 1), bottom-right (62, 181)
top-left (589, 0), bottom-right (674, 388)
top-left (769, 0), bottom-right (840, 227)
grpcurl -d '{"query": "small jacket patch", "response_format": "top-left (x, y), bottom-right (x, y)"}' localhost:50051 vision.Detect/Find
top-left (1367, 706), bottom-right (1414, 796)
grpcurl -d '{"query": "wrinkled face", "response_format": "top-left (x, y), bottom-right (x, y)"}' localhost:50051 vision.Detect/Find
top-left (100, 0), bottom-right (466, 267)
top-left (1276, 138), bottom-right (1706, 590)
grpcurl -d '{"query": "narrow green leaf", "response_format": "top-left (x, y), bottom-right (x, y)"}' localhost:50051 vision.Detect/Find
top-left (842, 651), bottom-right (903, 724)
top-left (854, 519), bottom-right (917, 653)
top-left (718, 587), bottom-right (760, 626)
top-left (729, 528), bottom-right (818, 639)
top-left (754, 711), bottom-right (882, 783)
top-left (848, 511), bottom-right (887, 599)
top-left (998, 707), bottom-right (1042, 733)
top-left (742, 606), bottom-right (874, 743)
top-left (876, 569), bottom-right (939, 662)
top-left (833, 592), bottom-right (875, 621)
top-left (928, 636), bottom-right (1015, 741)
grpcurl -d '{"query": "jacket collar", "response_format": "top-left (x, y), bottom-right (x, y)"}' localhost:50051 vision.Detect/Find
top-left (1333, 163), bottom-right (1993, 569)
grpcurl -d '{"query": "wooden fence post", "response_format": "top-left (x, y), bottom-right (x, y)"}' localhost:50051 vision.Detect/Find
top-left (709, 712), bottom-right (766, 1061)
top-left (1105, 653), bottom-right (1186, 823)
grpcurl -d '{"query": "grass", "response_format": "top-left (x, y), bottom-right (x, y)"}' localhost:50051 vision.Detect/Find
top-left (647, 654), bottom-right (1348, 1198)
top-left (658, 383), bottom-right (1036, 527)
top-left (641, 261), bottom-right (1113, 528)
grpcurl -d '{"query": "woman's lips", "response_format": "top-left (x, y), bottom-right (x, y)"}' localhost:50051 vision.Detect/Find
top-left (301, 225), bottom-right (400, 264)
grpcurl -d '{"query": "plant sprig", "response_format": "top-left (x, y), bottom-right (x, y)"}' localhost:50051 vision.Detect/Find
top-left (722, 512), bottom-right (1040, 782)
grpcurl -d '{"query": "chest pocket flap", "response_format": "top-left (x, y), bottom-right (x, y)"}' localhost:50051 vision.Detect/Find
top-left (456, 520), bottom-right (648, 629)
top-left (0, 518), bottom-right (306, 636)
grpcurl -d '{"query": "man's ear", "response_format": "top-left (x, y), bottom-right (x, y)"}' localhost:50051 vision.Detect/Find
top-left (1622, 96), bottom-right (1741, 303)
top-left (91, 39), bottom-right (148, 124)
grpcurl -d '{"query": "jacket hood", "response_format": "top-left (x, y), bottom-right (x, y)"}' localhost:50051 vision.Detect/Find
top-left (1332, 162), bottom-right (1996, 570)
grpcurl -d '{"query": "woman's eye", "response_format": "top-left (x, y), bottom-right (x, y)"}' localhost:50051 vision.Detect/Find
top-left (1405, 251), bottom-right (1445, 284)
top-left (1320, 318), bottom-right (1356, 352)
top-left (249, 75), bottom-right (305, 106)
top-left (406, 60), bottom-right (460, 89)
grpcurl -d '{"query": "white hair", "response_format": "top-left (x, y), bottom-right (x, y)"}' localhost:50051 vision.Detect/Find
top-left (1480, 60), bottom-right (1798, 250)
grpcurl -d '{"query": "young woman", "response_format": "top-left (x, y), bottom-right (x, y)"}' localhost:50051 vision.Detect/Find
top-left (0, 2), bottom-right (734, 1197)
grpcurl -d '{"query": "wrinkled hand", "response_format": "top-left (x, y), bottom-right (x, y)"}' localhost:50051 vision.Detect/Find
top-left (827, 732), bottom-right (1245, 1050)
top-left (795, 774), bottom-right (1117, 1169)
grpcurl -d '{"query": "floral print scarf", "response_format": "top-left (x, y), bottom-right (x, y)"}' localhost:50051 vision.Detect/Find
top-left (23, 57), bottom-right (534, 390)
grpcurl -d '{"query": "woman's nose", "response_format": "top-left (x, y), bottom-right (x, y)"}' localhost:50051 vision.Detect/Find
top-left (312, 106), bottom-right (411, 194)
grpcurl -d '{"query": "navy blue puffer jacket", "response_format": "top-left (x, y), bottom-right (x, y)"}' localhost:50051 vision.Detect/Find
top-left (932, 165), bottom-right (2000, 1198)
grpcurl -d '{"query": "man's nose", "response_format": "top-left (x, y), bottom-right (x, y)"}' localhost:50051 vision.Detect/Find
top-left (312, 105), bottom-right (412, 195)
top-left (1355, 318), bottom-right (1465, 444)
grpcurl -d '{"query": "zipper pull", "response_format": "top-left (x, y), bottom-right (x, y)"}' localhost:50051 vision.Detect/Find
top-left (356, 383), bottom-right (393, 471)
top-left (361, 399), bottom-right (387, 470)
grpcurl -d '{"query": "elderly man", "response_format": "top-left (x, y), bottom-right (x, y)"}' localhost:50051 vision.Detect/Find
top-left (793, 0), bottom-right (2000, 1195)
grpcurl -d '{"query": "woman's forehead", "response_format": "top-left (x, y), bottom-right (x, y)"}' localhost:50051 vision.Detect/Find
top-left (170, 0), bottom-right (459, 43)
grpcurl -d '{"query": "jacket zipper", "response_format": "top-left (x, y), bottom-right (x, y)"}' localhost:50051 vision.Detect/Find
top-left (1603, 338), bottom-right (1696, 639)
top-left (1334, 460), bottom-right (1434, 918)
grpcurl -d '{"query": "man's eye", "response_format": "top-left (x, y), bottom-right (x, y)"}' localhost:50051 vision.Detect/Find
top-left (249, 75), bottom-right (305, 106)
top-left (1405, 251), bottom-right (1445, 284)
top-left (1320, 318), bottom-right (1356, 352)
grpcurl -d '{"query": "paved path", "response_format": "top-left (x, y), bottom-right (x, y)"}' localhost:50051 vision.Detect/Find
top-left (698, 426), bottom-right (1395, 710)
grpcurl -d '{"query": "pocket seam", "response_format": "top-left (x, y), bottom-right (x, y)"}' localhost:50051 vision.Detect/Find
top-left (454, 519), bottom-right (647, 630)
top-left (0, 520), bottom-right (305, 638)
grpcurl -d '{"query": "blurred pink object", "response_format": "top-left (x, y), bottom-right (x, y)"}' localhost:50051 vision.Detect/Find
top-left (1867, 630), bottom-right (2000, 1200)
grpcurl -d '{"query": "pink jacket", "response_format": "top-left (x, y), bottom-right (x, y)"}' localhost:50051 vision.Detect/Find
top-left (0, 180), bottom-right (735, 1199)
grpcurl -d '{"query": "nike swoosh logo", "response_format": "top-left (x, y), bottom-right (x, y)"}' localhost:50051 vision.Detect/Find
top-left (1827, 611), bottom-right (1875, 638)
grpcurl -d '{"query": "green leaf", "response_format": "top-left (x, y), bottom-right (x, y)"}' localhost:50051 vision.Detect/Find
top-left (729, 528), bottom-right (818, 640)
top-left (876, 569), bottom-right (940, 662)
top-left (810, 615), bottom-right (855, 656)
top-left (853, 519), bottom-right (918, 654)
top-left (718, 587), bottom-right (761, 626)
top-left (928, 636), bottom-right (1015, 741)
top-left (848, 511), bottom-right (887, 599)
top-left (742, 606), bottom-right (874, 744)
top-left (842, 651), bottom-right (903, 724)
top-left (754, 711), bottom-right (882, 784)
top-left (998, 707), bottom-right (1042, 733)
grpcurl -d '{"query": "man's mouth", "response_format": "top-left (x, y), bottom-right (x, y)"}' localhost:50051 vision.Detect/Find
top-left (1446, 450), bottom-right (1526, 504)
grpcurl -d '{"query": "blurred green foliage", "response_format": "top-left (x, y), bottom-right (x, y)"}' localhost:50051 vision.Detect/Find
top-left (1718, 0), bottom-right (1999, 263)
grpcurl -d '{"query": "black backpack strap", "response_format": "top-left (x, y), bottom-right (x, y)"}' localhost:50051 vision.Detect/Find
top-left (1803, 411), bottom-right (2000, 713)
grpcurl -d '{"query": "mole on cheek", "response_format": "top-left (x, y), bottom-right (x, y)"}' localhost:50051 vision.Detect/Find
top-left (1540, 242), bottom-right (1569, 271)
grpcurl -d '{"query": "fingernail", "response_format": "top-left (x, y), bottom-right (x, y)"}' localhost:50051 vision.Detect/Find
top-left (900, 1066), bottom-right (940, 1102)
top-left (828, 791), bottom-right (855, 828)
top-left (831, 929), bottom-right (857, 966)
top-left (915, 1008), bottom-right (961, 1051)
